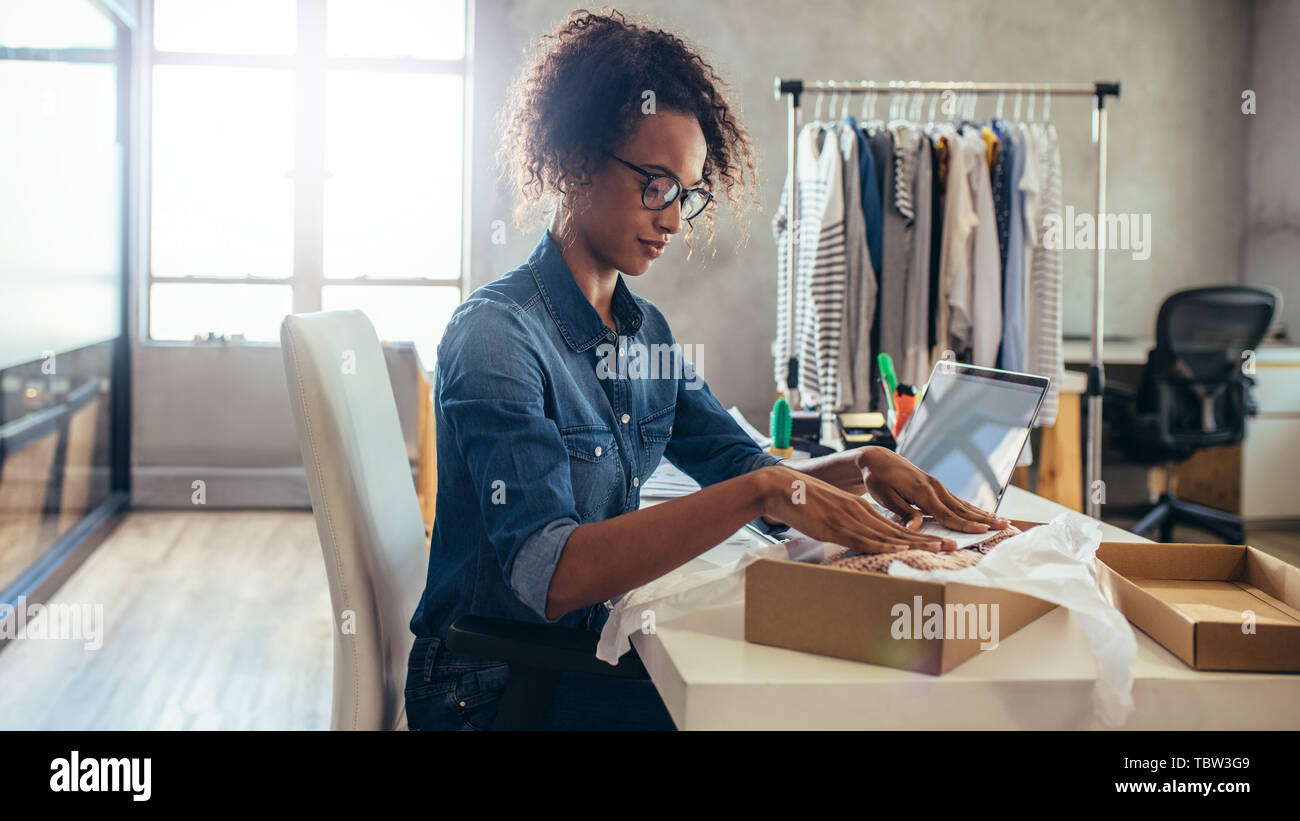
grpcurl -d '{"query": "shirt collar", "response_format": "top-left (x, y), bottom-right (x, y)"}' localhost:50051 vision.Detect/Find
top-left (526, 228), bottom-right (644, 351)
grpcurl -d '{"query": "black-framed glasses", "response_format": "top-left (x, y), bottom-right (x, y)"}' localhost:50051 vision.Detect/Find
top-left (602, 150), bottom-right (714, 221)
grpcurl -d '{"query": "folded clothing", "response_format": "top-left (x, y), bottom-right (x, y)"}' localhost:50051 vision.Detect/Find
top-left (818, 523), bottom-right (1023, 573)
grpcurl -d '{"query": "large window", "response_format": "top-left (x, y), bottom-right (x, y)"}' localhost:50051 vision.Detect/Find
top-left (146, 0), bottom-right (466, 366)
top-left (0, 0), bottom-right (127, 607)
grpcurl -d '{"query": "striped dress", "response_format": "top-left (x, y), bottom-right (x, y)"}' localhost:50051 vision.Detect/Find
top-left (772, 122), bottom-right (850, 424)
top-left (1026, 122), bottom-right (1064, 429)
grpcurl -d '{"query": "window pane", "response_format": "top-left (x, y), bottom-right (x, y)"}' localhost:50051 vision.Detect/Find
top-left (326, 0), bottom-right (464, 60)
top-left (321, 285), bottom-right (460, 368)
top-left (324, 71), bottom-right (463, 278)
top-left (151, 65), bottom-right (294, 277)
top-left (150, 284), bottom-right (292, 342)
top-left (153, 0), bottom-right (296, 55)
top-left (0, 61), bottom-right (122, 371)
top-left (0, 0), bottom-right (116, 49)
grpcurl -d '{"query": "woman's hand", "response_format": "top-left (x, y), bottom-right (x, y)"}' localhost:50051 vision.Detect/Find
top-left (854, 446), bottom-right (1010, 533)
top-left (757, 465), bottom-right (958, 554)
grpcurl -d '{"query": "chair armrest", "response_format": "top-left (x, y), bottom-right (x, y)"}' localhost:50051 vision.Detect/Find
top-left (445, 615), bottom-right (649, 680)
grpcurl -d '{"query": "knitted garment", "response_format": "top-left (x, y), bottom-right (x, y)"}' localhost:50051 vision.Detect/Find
top-left (818, 523), bottom-right (1022, 573)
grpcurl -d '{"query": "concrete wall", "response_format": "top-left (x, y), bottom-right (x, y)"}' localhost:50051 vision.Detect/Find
top-left (132, 0), bottom-right (1282, 504)
top-left (1243, 0), bottom-right (1299, 321)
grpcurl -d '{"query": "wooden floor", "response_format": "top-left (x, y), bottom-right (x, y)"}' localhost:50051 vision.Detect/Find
top-left (0, 510), bottom-right (333, 730)
top-left (1, 507), bottom-right (1297, 731)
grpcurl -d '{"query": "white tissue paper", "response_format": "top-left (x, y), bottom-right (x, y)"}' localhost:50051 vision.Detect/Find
top-left (595, 537), bottom-right (841, 666)
top-left (596, 511), bottom-right (1137, 728)
top-left (885, 512), bottom-right (1138, 727)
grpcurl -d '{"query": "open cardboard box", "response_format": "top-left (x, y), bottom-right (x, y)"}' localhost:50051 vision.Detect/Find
top-left (1095, 541), bottom-right (1300, 672)
top-left (745, 519), bottom-right (1054, 674)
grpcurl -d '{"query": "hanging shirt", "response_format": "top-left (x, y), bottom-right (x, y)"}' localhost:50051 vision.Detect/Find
top-left (878, 126), bottom-right (910, 383)
top-left (846, 115), bottom-right (883, 277)
top-left (1026, 122), bottom-right (1065, 428)
top-left (837, 120), bottom-right (877, 411)
top-left (901, 127), bottom-right (934, 388)
top-left (999, 121), bottom-right (1028, 374)
top-left (959, 124), bottom-right (1004, 367)
top-left (933, 126), bottom-right (977, 367)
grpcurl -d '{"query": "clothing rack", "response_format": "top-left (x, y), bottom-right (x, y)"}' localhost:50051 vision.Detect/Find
top-left (773, 77), bottom-right (1120, 518)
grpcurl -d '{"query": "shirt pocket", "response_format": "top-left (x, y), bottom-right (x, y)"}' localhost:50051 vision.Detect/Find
top-left (637, 404), bottom-right (676, 485)
top-left (559, 424), bottom-right (621, 521)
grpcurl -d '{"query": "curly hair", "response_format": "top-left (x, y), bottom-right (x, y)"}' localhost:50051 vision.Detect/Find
top-left (495, 7), bottom-right (760, 260)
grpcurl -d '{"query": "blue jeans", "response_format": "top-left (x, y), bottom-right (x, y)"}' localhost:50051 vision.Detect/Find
top-left (404, 635), bottom-right (677, 731)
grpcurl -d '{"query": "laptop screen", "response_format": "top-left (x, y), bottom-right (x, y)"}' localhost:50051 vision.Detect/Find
top-left (895, 363), bottom-right (1049, 511)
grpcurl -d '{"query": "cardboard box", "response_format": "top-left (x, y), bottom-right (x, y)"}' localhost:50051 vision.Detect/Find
top-left (744, 520), bottom-right (1056, 674)
top-left (1095, 541), bottom-right (1300, 672)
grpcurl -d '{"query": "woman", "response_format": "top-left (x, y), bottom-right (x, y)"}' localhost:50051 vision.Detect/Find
top-left (405, 8), bottom-right (1008, 731)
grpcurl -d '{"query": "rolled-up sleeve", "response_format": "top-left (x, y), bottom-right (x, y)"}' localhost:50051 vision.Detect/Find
top-left (436, 300), bottom-right (580, 623)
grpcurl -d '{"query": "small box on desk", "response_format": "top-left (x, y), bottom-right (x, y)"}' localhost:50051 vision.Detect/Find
top-left (1095, 541), bottom-right (1300, 672)
top-left (744, 519), bottom-right (1053, 675)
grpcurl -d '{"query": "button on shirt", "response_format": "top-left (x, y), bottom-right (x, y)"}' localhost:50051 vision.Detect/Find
top-left (409, 228), bottom-right (783, 642)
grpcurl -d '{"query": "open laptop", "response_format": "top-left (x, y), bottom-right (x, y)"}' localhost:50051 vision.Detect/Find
top-left (894, 361), bottom-right (1051, 512)
top-left (744, 361), bottom-right (1050, 545)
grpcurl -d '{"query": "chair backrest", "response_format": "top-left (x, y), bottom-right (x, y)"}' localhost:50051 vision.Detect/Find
top-left (1140, 285), bottom-right (1281, 447)
top-left (280, 310), bottom-right (429, 731)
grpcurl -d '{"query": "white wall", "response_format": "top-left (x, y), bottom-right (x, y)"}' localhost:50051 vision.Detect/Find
top-left (1243, 0), bottom-right (1299, 320)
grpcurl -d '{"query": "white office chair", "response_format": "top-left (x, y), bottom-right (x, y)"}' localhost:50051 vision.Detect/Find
top-left (280, 310), bottom-right (429, 731)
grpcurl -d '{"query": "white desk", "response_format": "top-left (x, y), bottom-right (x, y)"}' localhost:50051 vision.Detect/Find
top-left (631, 485), bottom-right (1300, 730)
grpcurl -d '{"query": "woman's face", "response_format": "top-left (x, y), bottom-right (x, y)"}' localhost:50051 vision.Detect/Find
top-left (569, 108), bottom-right (707, 277)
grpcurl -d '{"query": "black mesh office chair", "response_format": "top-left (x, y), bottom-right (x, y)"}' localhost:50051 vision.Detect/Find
top-left (1105, 285), bottom-right (1281, 543)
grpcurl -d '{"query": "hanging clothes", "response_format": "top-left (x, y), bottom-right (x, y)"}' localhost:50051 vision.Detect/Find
top-left (877, 125), bottom-right (910, 395)
top-left (961, 123), bottom-right (1004, 367)
top-left (932, 125), bottom-right (976, 367)
top-left (998, 118), bottom-right (1028, 374)
top-left (774, 95), bottom-right (1070, 443)
top-left (845, 116), bottom-right (883, 411)
top-left (771, 122), bottom-right (852, 420)
top-left (900, 127), bottom-right (933, 388)
top-left (1025, 121), bottom-right (1065, 428)
top-left (837, 120), bottom-right (875, 412)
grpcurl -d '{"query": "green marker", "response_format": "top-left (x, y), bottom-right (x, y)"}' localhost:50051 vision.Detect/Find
top-left (877, 352), bottom-right (898, 397)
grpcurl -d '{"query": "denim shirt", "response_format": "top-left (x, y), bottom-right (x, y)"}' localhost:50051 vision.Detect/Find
top-left (409, 228), bottom-right (783, 642)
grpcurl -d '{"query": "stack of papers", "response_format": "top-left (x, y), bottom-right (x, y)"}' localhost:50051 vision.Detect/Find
top-left (639, 458), bottom-right (701, 498)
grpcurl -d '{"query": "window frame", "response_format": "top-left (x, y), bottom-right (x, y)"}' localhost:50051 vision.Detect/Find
top-left (141, 0), bottom-right (469, 348)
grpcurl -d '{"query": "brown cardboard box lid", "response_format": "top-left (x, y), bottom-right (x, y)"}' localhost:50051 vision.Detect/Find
top-left (1095, 541), bottom-right (1300, 672)
top-left (744, 520), bottom-right (1056, 675)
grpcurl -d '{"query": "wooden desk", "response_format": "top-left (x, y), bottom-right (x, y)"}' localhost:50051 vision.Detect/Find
top-left (631, 485), bottom-right (1300, 730)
